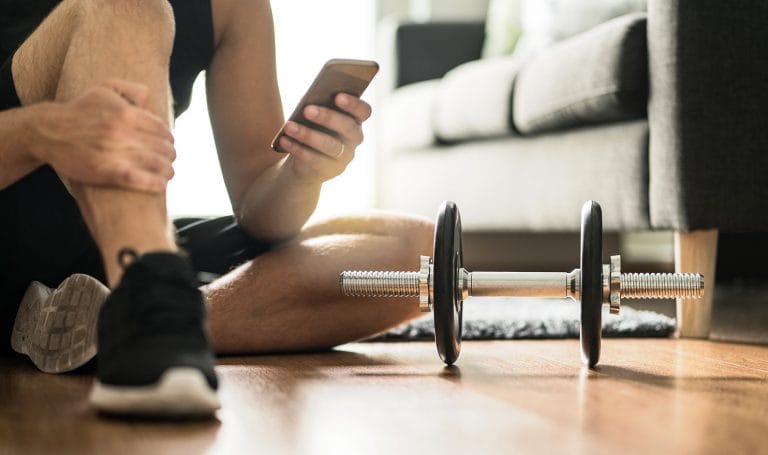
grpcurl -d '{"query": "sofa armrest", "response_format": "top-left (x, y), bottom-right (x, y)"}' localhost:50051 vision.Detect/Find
top-left (648, 0), bottom-right (768, 231)
top-left (387, 21), bottom-right (485, 88)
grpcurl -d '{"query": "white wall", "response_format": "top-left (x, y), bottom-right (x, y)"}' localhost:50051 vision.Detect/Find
top-left (377, 0), bottom-right (489, 21)
top-left (408, 0), bottom-right (489, 20)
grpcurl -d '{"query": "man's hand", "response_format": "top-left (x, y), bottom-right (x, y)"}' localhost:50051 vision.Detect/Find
top-left (275, 93), bottom-right (372, 183)
top-left (31, 79), bottom-right (176, 193)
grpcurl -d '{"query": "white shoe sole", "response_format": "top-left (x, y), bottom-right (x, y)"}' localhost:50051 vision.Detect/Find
top-left (11, 274), bottom-right (109, 373)
top-left (90, 367), bottom-right (221, 417)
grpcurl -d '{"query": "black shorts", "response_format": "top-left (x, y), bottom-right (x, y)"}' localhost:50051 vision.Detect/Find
top-left (0, 0), bottom-right (273, 353)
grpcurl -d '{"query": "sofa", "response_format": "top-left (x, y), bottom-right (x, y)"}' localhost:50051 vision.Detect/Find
top-left (374, 0), bottom-right (768, 337)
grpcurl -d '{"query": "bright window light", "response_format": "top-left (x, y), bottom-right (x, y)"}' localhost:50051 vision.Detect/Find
top-left (169, 1), bottom-right (377, 220)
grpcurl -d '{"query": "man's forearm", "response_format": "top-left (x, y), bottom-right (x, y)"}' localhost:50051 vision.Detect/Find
top-left (235, 157), bottom-right (323, 242)
top-left (0, 104), bottom-right (46, 189)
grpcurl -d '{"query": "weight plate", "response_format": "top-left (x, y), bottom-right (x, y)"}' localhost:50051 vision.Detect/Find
top-left (433, 201), bottom-right (464, 365)
top-left (580, 200), bottom-right (603, 368)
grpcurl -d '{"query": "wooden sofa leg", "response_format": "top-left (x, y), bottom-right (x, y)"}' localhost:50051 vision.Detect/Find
top-left (674, 230), bottom-right (718, 338)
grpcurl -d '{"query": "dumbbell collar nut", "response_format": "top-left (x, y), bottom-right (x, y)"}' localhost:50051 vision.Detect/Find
top-left (608, 255), bottom-right (621, 314)
top-left (419, 256), bottom-right (432, 312)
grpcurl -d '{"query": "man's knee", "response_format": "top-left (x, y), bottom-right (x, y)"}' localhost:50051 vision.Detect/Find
top-left (72, 0), bottom-right (176, 51)
top-left (407, 217), bottom-right (435, 256)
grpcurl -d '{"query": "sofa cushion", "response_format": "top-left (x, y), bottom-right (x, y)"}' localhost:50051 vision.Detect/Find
top-left (378, 119), bottom-right (650, 231)
top-left (513, 13), bottom-right (647, 135)
top-left (433, 56), bottom-right (524, 143)
top-left (379, 79), bottom-right (440, 151)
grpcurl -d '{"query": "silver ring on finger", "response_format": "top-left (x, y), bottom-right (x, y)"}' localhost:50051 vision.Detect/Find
top-left (334, 142), bottom-right (346, 159)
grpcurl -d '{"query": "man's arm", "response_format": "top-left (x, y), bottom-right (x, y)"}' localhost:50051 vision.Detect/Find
top-left (206, 0), bottom-right (371, 242)
top-left (206, 0), bottom-right (310, 242)
top-left (0, 104), bottom-right (46, 189)
top-left (0, 81), bottom-right (176, 193)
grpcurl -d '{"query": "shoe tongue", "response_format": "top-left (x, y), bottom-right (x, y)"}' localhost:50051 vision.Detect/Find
top-left (126, 252), bottom-right (197, 286)
top-left (117, 253), bottom-right (206, 335)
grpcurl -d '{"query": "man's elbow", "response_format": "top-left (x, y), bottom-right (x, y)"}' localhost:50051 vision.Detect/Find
top-left (233, 210), bottom-right (300, 245)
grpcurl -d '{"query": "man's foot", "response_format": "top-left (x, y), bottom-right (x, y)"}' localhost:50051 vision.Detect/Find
top-left (11, 274), bottom-right (108, 373)
top-left (89, 251), bottom-right (220, 418)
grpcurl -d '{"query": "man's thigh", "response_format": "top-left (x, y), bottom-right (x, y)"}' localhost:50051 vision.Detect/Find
top-left (200, 213), bottom-right (434, 353)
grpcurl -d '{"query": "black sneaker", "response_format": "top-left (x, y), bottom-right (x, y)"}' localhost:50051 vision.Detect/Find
top-left (12, 274), bottom-right (108, 373)
top-left (89, 251), bottom-right (220, 417)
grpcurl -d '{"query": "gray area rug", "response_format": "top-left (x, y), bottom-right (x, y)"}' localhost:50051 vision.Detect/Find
top-left (376, 298), bottom-right (675, 341)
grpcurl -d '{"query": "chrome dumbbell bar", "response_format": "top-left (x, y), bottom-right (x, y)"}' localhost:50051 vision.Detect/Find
top-left (340, 257), bottom-right (703, 311)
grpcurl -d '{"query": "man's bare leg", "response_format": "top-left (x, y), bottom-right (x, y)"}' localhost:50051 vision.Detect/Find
top-left (12, 0), bottom-right (177, 286)
top-left (11, 0), bottom-right (219, 416)
top-left (205, 213), bottom-right (434, 354)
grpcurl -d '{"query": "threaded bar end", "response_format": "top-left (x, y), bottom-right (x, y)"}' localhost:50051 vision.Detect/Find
top-left (621, 273), bottom-right (704, 299)
top-left (339, 271), bottom-right (421, 297)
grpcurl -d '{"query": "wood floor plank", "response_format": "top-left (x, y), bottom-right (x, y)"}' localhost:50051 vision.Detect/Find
top-left (1, 339), bottom-right (767, 455)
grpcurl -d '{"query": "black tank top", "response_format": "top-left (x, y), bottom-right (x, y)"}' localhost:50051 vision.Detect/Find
top-left (0, 0), bottom-right (214, 116)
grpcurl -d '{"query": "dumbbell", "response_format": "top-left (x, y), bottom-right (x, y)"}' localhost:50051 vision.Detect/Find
top-left (339, 200), bottom-right (704, 367)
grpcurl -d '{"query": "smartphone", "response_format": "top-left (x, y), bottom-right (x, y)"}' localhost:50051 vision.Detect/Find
top-left (271, 58), bottom-right (379, 152)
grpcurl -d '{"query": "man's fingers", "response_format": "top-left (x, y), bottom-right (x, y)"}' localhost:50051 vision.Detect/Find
top-left (101, 79), bottom-right (173, 142)
top-left (133, 109), bottom-right (175, 144)
top-left (107, 161), bottom-right (169, 193)
top-left (102, 79), bottom-right (150, 107)
top-left (134, 149), bottom-right (175, 179)
top-left (335, 93), bottom-right (372, 123)
top-left (284, 139), bottom-right (333, 165)
top-left (280, 136), bottom-right (353, 183)
top-left (303, 105), bottom-right (363, 146)
top-left (135, 132), bottom-right (177, 161)
top-left (126, 172), bottom-right (168, 193)
top-left (283, 121), bottom-right (345, 159)
top-left (96, 80), bottom-right (174, 143)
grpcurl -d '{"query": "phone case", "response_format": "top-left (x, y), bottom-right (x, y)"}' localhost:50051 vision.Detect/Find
top-left (271, 58), bottom-right (379, 152)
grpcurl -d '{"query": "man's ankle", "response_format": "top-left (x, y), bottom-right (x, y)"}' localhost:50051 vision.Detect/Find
top-left (104, 245), bottom-right (179, 288)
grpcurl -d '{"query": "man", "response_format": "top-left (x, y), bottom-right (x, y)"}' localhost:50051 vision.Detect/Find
top-left (0, 0), bottom-right (433, 417)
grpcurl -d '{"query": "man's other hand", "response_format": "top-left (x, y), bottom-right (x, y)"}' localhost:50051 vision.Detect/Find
top-left (32, 79), bottom-right (176, 193)
top-left (276, 93), bottom-right (372, 184)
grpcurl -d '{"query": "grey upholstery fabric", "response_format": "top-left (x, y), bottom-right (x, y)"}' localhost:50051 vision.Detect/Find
top-left (433, 56), bottom-right (523, 143)
top-left (378, 1), bottom-right (768, 234)
top-left (394, 21), bottom-right (485, 88)
top-left (513, 13), bottom-right (647, 134)
top-left (377, 120), bottom-right (650, 231)
top-left (648, 0), bottom-right (768, 231)
top-left (379, 79), bottom-right (440, 151)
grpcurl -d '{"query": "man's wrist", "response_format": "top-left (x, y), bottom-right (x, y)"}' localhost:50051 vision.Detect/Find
top-left (20, 102), bottom-right (57, 166)
top-left (283, 155), bottom-right (327, 189)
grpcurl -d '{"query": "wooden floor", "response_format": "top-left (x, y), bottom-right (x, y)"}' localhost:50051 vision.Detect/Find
top-left (1, 339), bottom-right (767, 455)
